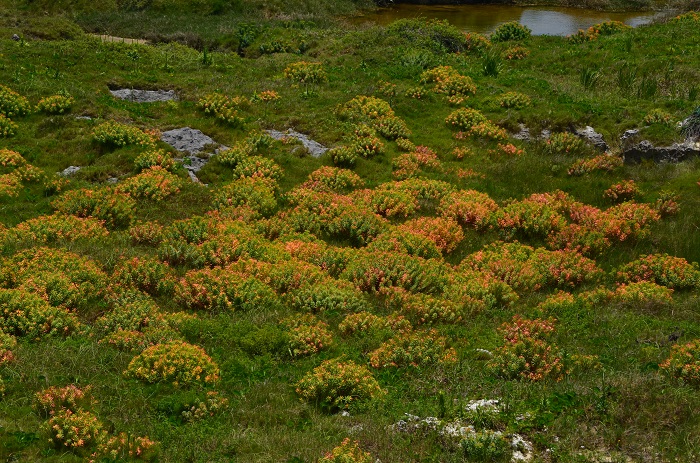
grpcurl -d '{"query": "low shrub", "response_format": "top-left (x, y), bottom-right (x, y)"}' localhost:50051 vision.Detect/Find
top-left (36, 94), bottom-right (74, 114)
top-left (341, 250), bottom-right (448, 294)
top-left (490, 21), bottom-right (531, 42)
top-left (616, 254), bottom-right (700, 289)
top-left (438, 189), bottom-right (498, 229)
top-left (52, 188), bottom-right (136, 229)
top-left (124, 340), bottom-right (220, 386)
top-left (445, 107), bottom-right (488, 131)
top-left (134, 149), bottom-right (175, 172)
top-left (568, 154), bottom-right (623, 176)
top-left (212, 177), bottom-right (278, 216)
top-left (369, 329), bottom-right (457, 368)
top-left (296, 358), bottom-right (384, 411)
top-left (502, 45), bottom-right (529, 60)
top-left (499, 92), bottom-right (531, 109)
top-left (117, 167), bottom-right (183, 201)
top-left (0, 115), bottom-right (18, 138)
top-left (0, 288), bottom-right (80, 339)
top-left (7, 214), bottom-right (108, 244)
top-left (487, 316), bottom-right (565, 381)
top-left (339, 312), bottom-right (411, 336)
top-left (368, 228), bottom-right (441, 259)
top-left (283, 314), bottom-right (333, 357)
top-left (0, 330), bottom-right (16, 365)
top-left (232, 156), bottom-right (283, 181)
top-left (284, 61), bottom-right (327, 85)
top-left (660, 339), bottom-right (700, 385)
top-left (612, 281), bottom-right (673, 305)
top-left (603, 180), bottom-right (641, 203)
top-left (197, 93), bottom-right (249, 126)
top-left (93, 121), bottom-right (155, 148)
top-left (301, 166), bottom-right (364, 193)
top-left (89, 433), bottom-right (158, 462)
top-left (113, 257), bottom-right (175, 295)
top-left (319, 438), bottom-right (374, 463)
top-left (397, 217), bottom-right (464, 254)
top-left (129, 221), bottom-right (164, 245)
top-left (0, 84), bottom-right (31, 118)
top-left (387, 18), bottom-right (468, 53)
top-left (35, 385), bottom-right (94, 417)
top-left (289, 282), bottom-right (368, 313)
top-left (545, 132), bottom-right (590, 157)
top-left (461, 431), bottom-right (511, 462)
top-left (44, 409), bottom-right (105, 450)
top-left (643, 108), bottom-right (673, 126)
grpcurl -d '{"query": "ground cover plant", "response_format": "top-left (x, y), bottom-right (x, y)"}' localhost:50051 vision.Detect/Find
top-left (1, 2), bottom-right (700, 462)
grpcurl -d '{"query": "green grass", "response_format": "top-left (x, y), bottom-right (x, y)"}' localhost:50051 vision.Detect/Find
top-left (0, 4), bottom-right (700, 463)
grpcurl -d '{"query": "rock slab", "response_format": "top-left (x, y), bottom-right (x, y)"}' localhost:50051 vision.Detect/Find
top-left (161, 127), bottom-right (227, 182)
top-left (623, 140), bottom-right (700, 164)
top-left (267, 129), bottom-right (328, 158)
top-left (110, 89), bottom-right (177, 103)
top-left (575, 126), bottom-right (609, 151)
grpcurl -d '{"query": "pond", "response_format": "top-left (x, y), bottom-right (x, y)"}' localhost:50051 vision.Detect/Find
top-left (350, 3), bottom-right (666, 36)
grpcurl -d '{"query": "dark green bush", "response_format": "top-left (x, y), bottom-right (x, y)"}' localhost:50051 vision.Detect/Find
top-left (388, 19), bottom-right (468, 53)
top-left (490, 21), bottom-right (532, 42)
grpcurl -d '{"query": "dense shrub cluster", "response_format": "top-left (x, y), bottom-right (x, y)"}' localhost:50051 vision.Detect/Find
top-left (124, 340), bottom-right (220, 386)
top-left (296, 358), bottom-right (384, 411)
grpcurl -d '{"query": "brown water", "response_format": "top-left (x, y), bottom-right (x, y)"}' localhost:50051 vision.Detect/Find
top-left (350, 4), bottom-right (665, 36)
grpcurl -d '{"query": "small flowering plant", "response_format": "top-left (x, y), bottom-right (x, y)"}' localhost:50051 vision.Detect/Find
top-left (545, 132), bottom-right (589, 157)
top-left (643, 108), bottom-right (673, 126)
top-left (660, 340), bottom-right (700, 385)
top-left (502, 45), bottom-right (530, 60)
top-left (93, 121), bottom-right (156, 148)
top-left (36, 94), bottom-right (74, 114)
top-left (89, 432), bottom-right (158, 462)
top-left (568, 154), bottom-right (623, 176)
top-left (499, 92), bottom-right (531, 109)
top-left (603, 180), bottom-right (641, 203)
top-left (284, 61), bottom-right (327, 85)
top-left (197, 93), bottom-right (249, 126)
top-left (319, 438), bottom-right (374, 463)
top-left (0, 115), bottom-right (18, 138)
top-left (0, 84), bottom-right (31, 118)
top-left (35, 384), bottom-right (95, 417)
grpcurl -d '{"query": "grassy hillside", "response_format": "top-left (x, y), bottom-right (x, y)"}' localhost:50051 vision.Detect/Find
top-left (0, 6), bottom-right (699, 463)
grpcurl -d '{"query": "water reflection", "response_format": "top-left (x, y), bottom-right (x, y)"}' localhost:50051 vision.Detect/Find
top-left (351, 4), bottom-right (664, 36)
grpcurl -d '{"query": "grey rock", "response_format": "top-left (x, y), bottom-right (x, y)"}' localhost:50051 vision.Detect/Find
top-left (75, 115), bottom-right (93, 121)
top-left (11, 34), bottom-right (20, 41)
top-left (161, 127), bottom-right (225, 183)
top-left (540, 129), bottom-right (552, 139)
top-left (623, 139), bottom-right (700, 164)
top-left (60, 166), bottom-right (81, 176)
top-left (512, 124), bottom-right (531, 141)
top-left (575, 126), bottom-right (609, 151)
top-left (106, 177), bottom-right (119, 184)
top-left (267, 129), bottom-right (328, 158)
top-left (161, 127), bottom-right (217, 155)
top-left (620, 129), bottom-right (640, 141)
top-left (109, 89), bottom-right (177, 103)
